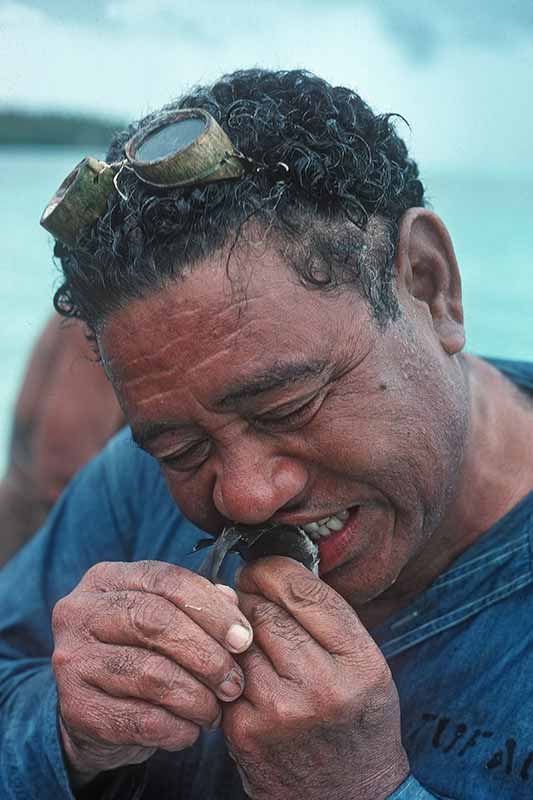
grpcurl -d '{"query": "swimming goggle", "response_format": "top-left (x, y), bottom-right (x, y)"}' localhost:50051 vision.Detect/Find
top-left (40, 108), bottom-right (288, 246)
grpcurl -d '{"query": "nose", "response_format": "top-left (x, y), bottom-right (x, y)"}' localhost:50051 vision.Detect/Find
top-left (212, 441), bottom-right (308, 524)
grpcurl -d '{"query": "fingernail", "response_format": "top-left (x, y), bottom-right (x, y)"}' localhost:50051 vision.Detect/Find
top-left (225, 623), bottom-right (253, 652)
top-left (218, 669), bottom-right (244, 701)
top-left (215, 584), bottom-right (238, 603)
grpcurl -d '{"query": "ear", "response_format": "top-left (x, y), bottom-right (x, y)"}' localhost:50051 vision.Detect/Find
top-left (395, 208), bottom-right (465, 355)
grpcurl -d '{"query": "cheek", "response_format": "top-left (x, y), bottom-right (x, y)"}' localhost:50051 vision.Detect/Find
top-left (311, 391), bottom-right (409, 482)
top-left (162, 468), bottom-right (223, 533)
top-left (313, 386), bottom-right (454, 524)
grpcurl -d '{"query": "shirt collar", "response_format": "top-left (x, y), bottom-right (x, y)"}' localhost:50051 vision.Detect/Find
top-left (372, 491), bottom-right (533, 659)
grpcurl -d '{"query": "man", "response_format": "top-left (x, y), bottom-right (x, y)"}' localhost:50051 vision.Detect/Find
top-left (1, 68), bottom-right (533, 799)
top-left (0, 314), bottom-right (123, 565)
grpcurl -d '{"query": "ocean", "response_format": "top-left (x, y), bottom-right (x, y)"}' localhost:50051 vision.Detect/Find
top-left (1, 146), bottom-right (532, 469)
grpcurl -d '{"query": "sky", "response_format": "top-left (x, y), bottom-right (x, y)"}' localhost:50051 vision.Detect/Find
top-left (1, 0), bottom-right (533, 171)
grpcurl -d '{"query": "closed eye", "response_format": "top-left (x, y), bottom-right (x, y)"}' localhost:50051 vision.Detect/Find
top-left (159, 439), bottom-right (211, 472)
top-left (251, 392), bottom-right (323, 431)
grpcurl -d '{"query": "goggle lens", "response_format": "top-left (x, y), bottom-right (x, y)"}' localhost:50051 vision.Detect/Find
top-left (134, 116), bottom-right (208, 163)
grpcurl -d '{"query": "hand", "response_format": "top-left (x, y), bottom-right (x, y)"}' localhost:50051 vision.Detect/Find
top-left (223, 558), bottom-right (409, 800)
top-left (51, 560), bottom-right (254, 787)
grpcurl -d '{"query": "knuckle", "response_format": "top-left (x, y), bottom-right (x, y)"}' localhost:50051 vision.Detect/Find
top-left (82, 561), bottom-right (117, 588)
top-left (317, 664), bottom-right (394, 726)
top-left (320, 685), bottom-right (354, 723)
top-left (197, 646), bottom-right (232, 685)
top-left (81, 563), bottom-right (102, 585)
top-left (129, 596), bottom-right (172, 639)
top-left (138, 561), bottom-right (181, 594)
top-left (367, 661), bottom-right (393, 694)
top-left (249, 602), bottom-right (307, 650)
top-left (51, 646), bottom-right (72, 676)
top-left (248, 600), bottom-right (280, 630)
top-left (287, 573), bottom-right (331, 608)
top-left (84, 561), bottom-right (107, 580)
top-left (224, 709), bottom-right (260, 757)
top-left (138, 657), bottom-right (182, 702)
top-left (240, 644), bottom-right (266, 673)
top-left (270, 692), bottom-right (307, 726)
top-left (52, 596), bottom-right (76, 633)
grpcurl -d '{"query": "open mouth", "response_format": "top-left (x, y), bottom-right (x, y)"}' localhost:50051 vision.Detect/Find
top-left (300, 508), bottom-right (350, 540)
top-left (196, 507), bottom-right (360, 582)
top-left (197, 522), bottom-right (319, 581)
top-left (314, 506), bottom-right (361, 575)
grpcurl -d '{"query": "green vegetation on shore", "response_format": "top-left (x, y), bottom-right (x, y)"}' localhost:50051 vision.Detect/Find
top-left (0, 110), bottom-right (126, 146)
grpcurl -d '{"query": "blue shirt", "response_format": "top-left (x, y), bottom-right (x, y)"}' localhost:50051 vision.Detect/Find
top-left (1, 358), bottom-right (532, 800)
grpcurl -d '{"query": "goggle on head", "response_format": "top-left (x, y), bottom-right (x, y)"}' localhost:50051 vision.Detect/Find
top-left (40, 107), bottom-right (290, 248)
top-left (41, 108), bottom-right (318, 580)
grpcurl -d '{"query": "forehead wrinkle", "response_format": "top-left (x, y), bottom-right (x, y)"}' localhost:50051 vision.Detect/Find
top-left (118, 338), bottom-right (241, 409)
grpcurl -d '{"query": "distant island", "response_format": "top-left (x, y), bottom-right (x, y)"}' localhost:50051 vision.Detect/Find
top-left (0, 109), bottom-right (126, 147)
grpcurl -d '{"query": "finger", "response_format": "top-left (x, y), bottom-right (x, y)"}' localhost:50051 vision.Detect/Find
top-left (59, 683), bottom-right (201, 752)
top-left (237, 591), bottom-right (327, 678)
top-left (233, 643), bottom-right (280, 705)
top-left (237, 557), bottom-right (376, 661)
top-left (215, 584), bottom-right (239, 605)
top-left (85, 590), bottom-right (246, 701)
top-left (81, 643), bottom-right (222, 728)
top-left (80, 560), bottom-right (253, 653)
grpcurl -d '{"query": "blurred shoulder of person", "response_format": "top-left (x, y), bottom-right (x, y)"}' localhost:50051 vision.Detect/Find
top-left (0, 313), bottom-right (124, 565)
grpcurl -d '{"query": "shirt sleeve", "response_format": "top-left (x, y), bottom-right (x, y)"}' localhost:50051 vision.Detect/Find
top-left (387, 774), bottom-right (445, 798)
top-left (0, 431), bottom-right (155, 800)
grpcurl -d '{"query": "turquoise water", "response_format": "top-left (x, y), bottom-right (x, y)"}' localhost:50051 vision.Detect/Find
top-left (1, 147), bottom-right (532, 468)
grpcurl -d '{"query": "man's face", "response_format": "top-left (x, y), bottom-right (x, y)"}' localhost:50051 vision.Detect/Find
top-left (100, 241), bottom-right (468, 608)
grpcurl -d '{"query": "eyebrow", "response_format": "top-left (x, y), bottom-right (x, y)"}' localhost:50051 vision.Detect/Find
top-left (131, 420), bottom-right (188, 450)
top-left (131, 358), bottom-right (330, 449)
top-left (213, 358), bottom-right (329, 409)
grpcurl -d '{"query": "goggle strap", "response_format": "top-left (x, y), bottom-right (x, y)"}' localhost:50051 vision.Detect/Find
top-left (113, 160), bottom-right (133, 202)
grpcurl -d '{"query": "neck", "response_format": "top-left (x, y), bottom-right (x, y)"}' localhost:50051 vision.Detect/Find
top-left (359, 354), bottom-right (533, 628)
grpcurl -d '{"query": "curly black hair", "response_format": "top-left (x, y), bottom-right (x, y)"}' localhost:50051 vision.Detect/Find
top-left (53, 68), bottom-right (425, 333)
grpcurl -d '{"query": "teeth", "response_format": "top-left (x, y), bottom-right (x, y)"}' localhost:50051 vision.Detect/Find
top-left (302, 509), bottom-right (350, 539)
top-left (326, 517), bottom-right (345, 531)
top-left (305, 522), bottom-right (320, 533)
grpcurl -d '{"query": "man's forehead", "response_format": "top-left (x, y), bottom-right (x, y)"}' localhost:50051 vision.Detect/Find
top-left (100, 245), bottom-right (373, 396)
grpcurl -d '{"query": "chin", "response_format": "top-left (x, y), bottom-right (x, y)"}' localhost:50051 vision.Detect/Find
top-left (322, 558), bottom-right (402, 609)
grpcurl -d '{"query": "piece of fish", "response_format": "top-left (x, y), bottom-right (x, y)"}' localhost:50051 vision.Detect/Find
top-left (197, 523), bottom-right (319, 582)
